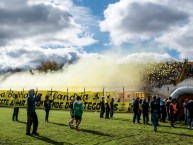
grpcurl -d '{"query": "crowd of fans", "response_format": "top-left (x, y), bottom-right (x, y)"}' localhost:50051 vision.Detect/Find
top-left (186, 62), bottom-right (193, 78)
top-left (132, 96), bottom-right (193, 132)
top-left (140, 61), bottom-right (184, 88)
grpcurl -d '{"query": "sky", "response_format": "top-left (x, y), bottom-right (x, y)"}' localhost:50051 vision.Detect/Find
top-left (1, 0), bottom-right (193, 71)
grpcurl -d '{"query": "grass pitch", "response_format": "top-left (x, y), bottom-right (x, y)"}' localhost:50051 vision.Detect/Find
top-left (0, 107), bottom-right (193, 145)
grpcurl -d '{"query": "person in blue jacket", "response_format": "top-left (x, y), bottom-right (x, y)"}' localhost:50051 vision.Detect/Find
top-left (26, 89), bottom-right (42, 135)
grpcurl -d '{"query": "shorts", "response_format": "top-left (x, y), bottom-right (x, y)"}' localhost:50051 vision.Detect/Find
top-left (75, 115), bottom-right (82, 120)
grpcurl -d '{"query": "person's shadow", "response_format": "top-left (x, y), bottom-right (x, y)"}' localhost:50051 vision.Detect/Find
top-left (17, 120), bottom-right (27, 124)
top-left (49, 122), bottom-right (68, 127)
top-left (80, 128), bottom-right (112, 137)
top-left (31, 135), bottom-right (72, 145)
top-left (158, 130), bottom-right (193, 138)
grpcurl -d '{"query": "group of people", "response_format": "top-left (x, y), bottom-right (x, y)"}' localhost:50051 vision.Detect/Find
top-left (12, 89), bottom-right (84, 135)
top-left (99, 96), bottom-right (114, 119)
top-left (132, 96), bottom-right (193, 132)
top-left (12, 89), bottom-right (193, 135)
top-left (183, 98), bottom-right (193, 128)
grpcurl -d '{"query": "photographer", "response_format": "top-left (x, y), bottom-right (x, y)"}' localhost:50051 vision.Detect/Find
top-left (26, 89), bottom-right (42, 136)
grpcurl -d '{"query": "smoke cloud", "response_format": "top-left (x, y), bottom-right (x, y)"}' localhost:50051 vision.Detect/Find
top-left (151, 78), bottom-right (193, 99)
top-left (0, 54), bottom-right (144, 92)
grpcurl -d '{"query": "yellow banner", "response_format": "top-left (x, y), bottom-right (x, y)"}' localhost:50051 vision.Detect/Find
top-left (0, 90), bottom-right (136, 112)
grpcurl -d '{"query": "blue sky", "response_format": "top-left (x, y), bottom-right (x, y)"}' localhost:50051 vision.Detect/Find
top-left (72, 0), bottom-right (118, 53)
top-left (0, 0), bottom-right (193, 70)
top-left (73, 0), bottom-right (118, 18)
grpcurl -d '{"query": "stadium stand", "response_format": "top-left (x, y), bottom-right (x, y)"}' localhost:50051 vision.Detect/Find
top-left (141, 60), bottom-right (189, 88)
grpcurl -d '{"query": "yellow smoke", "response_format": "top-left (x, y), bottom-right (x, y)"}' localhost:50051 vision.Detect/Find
top-left (0, 56), bottom-right (144, 92)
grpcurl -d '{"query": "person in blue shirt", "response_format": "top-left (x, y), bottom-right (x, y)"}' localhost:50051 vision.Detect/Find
top-left (26, 89), bottom-right (41, 135)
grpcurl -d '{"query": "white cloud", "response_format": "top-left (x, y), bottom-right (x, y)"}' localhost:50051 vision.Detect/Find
top-left (117, 52), bottom-right (174, 64)
top-left (0, 0), bottom-right (99, 71)
top-left (0, 0), bottom-right (97, 47)
top-left (157, 24), bottom-right (193, 58)
top-left (0, 46), bottom-right (81, 70)
top-left (100, 0), bottom-right (193, 59)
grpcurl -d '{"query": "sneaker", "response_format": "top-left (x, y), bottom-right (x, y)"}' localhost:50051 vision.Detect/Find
top-left (70, 124), bottom-right (74, 129)
top-left (69, 122), bottom-right (74, 129)
top-left (154, 127), bottom-right (157, 132)
top-left (76, 126), bottom-right (79, 131)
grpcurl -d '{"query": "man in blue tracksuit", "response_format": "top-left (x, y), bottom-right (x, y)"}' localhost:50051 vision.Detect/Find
top-left (26, 89), bottom-right (41, 135)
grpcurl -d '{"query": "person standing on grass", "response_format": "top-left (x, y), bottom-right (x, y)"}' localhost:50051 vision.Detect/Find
top-left (160, 99), bottom-right (167, 122)
top-left (105, 95), bottom-right (111, 119)
top-left (110, 98), bottom-right (114, 118)
top-left (69, 97), bottom-right (75, 129)
top-left (133, 97), bottom-right (140, 124)
top-left (44, 94), bottom-right (55, 123)
top-left (26, 89), bottom-right (41, 136)
top-left (169, 99), bottom-right (177, 128)
top-left (142, 99), bottom-right (149, 125)
top-left (73, 96), bottom-right (84, 131)
top-left (12, 94), bottom-right (20, 121)
top-left (150, 96), bottom-right (159, 132)
top-left (184, 100), bottom-right (193, 128)
top-left (166, 97), bottom-right (172, 121)
top-left (183, 98), bottom-right (189, 125)
top-left (157, 97), bottom-right (161, 122)
top-left (138, 99), bottom-right (143, 122)
top-left (100, 97), bottom-right (105, 118)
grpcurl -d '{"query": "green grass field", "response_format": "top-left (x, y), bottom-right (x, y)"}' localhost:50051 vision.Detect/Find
top-left (0, 107), bottom-right (193, 145)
